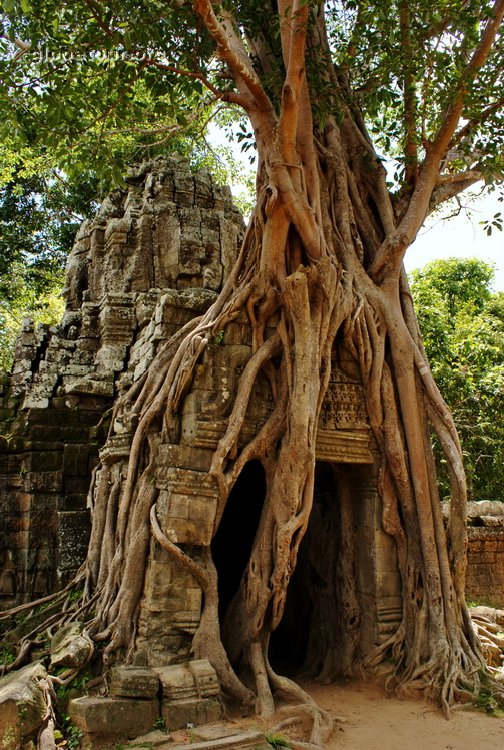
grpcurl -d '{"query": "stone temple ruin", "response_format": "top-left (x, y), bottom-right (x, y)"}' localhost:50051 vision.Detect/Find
top-left (1, 157), bottom-right (503, 689)
top-left (0, 156), bottom-right (401, 663)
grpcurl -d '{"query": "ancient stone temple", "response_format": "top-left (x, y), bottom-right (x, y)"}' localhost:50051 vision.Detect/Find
top-left (0, 156), bottom-right (403, 671)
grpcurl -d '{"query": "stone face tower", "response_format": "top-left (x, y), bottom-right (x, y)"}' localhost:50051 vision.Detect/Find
top-left (0, 157), bottom-right (243, 607)
top-left (0, 158), bottom-right (402, 669)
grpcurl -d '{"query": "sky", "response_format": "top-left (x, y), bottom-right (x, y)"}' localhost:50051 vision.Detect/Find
top-left (405, 190), bottom-right (504, 291)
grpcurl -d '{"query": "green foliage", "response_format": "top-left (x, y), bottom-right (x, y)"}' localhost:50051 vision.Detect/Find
top-left (475, 671), bottom-right (504, 715)
top-left (67, 587), bottom-right (83, 603)
top-left (151, 716), bottom-right (167, 732)
top-left (0, 260), bottom-right (65, 370)
top-left (0, 644), bottom-right (15, 664)
top-left (0, 169), bottom-right (100, 370)
top-left (0, 172), bottom-right (99, 284)
top-left (324, 0), bottom-right (504, 182)
top-left (54, 668), bottom-right (92, 712)
top-left (265, 733), bottom-right (291, 749)
top-left (410, 258), bottom-right (504, 502)
top-left (480, 212), bottom-right (503, 236)
top-left (58, 715), bottom-right (83, 750)
top-left (0, 0), bottom-right (501, 198)
top-left (0, 0), bottom-right (222, 188)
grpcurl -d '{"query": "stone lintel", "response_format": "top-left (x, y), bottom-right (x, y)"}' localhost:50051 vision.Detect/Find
top-left (157, 467), bottom-right (219, 546)
top-left (315, 428), bottom-right (373, 464)
top-left (156, 467), bottom-right (219, 545)
top-left (161, 697), bottom-right (222, 732)
top-left (99, 434), bottom-right (132, 464)
top-left (155, 660), bottom-right (219, 702)
top-left (157, 443), bottom-right (214, 473)
top-left (156, 495), bottom-right (217, 547)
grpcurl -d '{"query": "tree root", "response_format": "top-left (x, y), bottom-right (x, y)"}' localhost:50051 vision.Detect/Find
top-left (266, 666), bottom-right (334, 747)
top-left (469, 607), bottom-right (504, 673)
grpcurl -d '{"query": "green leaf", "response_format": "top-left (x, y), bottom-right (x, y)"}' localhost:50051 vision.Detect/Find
top-left (20, 0), bottom-right (31, 13)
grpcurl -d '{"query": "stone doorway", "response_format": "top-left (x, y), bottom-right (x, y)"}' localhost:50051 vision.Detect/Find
top-left (269, 462), bottom-right (361, 678)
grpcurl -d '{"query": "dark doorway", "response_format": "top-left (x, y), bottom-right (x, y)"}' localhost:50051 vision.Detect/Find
top-left (211, 459), bottom-right (266, 622)
top-left (269, 463), bottom-right (359, 679)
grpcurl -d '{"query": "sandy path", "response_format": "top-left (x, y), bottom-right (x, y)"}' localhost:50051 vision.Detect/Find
top-left (305, 679), bottom-right (504, 750)
top-left (124, 678), bottom-right (504, 750)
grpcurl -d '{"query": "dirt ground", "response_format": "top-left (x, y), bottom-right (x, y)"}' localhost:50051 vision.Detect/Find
top-left (128, 678), bottom-right (504, 750)
top-left (306, 678), bottom-right (504, 750)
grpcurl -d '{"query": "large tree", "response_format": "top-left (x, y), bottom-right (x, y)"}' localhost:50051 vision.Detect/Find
top-left (1, 0), bottom-right (504, 732)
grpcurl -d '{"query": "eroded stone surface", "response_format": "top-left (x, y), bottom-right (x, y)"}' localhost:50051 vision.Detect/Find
top-left (108, 666), bottom-right (159, 699)
top-left (161, 697), bottom-right (223, 731)
top-left (0, 662), bottom-right (48, 749)
top-left (0, 157), bottom-right (243, 608)
top-left (68, 695), bottom-right (159, 737)
top-left (1, 158), bottom-right (404, 672)
top-left (50, 622), bottom-right (92, 669)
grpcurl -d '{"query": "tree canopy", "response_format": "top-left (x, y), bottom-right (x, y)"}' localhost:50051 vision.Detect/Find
top-left (0, 1), bottom-right (503, 208)
top-left (0, 171), bottom-right (99, 368)
top-left (410, 258), bottom-right (504, 504)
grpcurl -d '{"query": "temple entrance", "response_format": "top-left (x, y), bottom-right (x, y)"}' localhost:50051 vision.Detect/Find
top-left (269, 462), bottom-right (360, 679)
top-left (211, 459), bottom-right (266, 621)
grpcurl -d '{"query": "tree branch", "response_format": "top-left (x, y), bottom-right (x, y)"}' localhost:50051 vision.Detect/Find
top-left (450, 95), bottom-right (504, 148)
top-left (0, 31), bottom-right (31, 61)
top-left (399, 0), bottom-right (418, 186)
top-left (278, 0), bottom-right (310, 161)
top-left (83, 0), bottom-right (116, 39)
top-left (369, 0), bottom-right (504, 280)
top-left (429, 169), bottom-right (483, 209)
top-left (427, 0), bottom-right (504, 164)
top-left (193, 0), bottom-right (274, 113)
top-left (82, 0), bottom-right (245, 105)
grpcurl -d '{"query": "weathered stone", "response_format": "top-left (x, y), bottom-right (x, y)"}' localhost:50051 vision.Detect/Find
top-left (161, 697), bottom-right (223, 731)
top-left (108, 666), bottom-right (159, 699)
top-left (155, 468), bottom-right (219, 546)
top-left (157, 443), bottom-right (213, 472)
top-left (50, 623), bottom-right (92, 669)
top-left (57, 510), bottom-right (91, 579)
top-left (0, 662), bottom-right (48, 749)
top-left (68, 695), bottom-right (159, 737)
top-left (188, 659), bottom-right (221, 698)
top-left (4, 154), bottom-right (501, 677)
top-left (155, 660), bottom-right (219, 702)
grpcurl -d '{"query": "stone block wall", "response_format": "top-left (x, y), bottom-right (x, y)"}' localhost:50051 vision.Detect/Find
top-left (465, 502), bottom-right (504, 606)
top-left (0, 370), bottom-right (105, 604)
